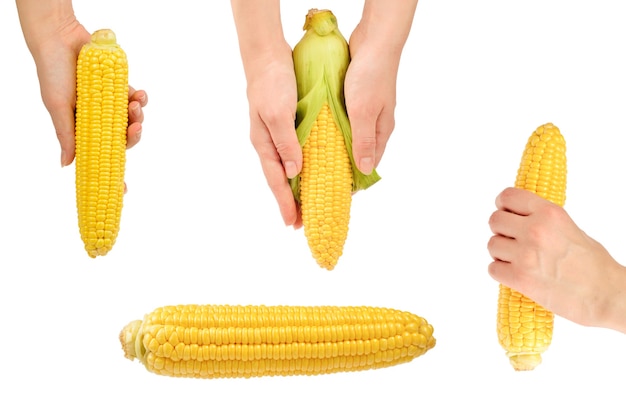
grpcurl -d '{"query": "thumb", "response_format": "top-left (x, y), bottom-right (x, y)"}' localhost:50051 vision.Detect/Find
top-left (47, 103), bottom-right (76, 167)
top-left (268, 119), bottom-right (302, 179)
top-left (349, 113), bottom-right (377, 175)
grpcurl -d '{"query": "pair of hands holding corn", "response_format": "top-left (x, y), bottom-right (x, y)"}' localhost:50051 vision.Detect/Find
top-left (231, 0), bottom-right (417, 229)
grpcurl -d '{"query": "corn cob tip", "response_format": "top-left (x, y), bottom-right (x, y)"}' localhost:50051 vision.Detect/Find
top-left (303, 8), bottom-right (337, 35)
top-left (119, 320), bottom-right (143, 361)
top-left (90, 28), bottom-right (118, 46)
top-left (508, 353), bottom-right (542, 371)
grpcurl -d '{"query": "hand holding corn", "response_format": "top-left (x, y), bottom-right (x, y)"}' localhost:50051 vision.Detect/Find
top-left (489, 123), bottom-right (626, 370)
top-left (344, 0), bottom-right (419, 175)
top-left (231, 0), bottom-right (303, 228)
top-left (239, 46), bottom-right (302, 228)
top-left (15, 1), bottom-right (147, 167)
top-left (489, 123), bottom-right (567, 370)
top-left (488, 188), bottom-right (626, 335)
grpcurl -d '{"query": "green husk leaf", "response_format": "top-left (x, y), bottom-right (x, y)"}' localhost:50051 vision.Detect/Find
top-left (289, 9), bottom-right (381, 201)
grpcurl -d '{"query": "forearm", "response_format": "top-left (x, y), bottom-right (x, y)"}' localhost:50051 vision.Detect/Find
top-left (355, 0), bottom-right (419, 57)
top-left (230, 0), bottom-right (291, 81)
top-left (16, 0), bottom-right (80, 57)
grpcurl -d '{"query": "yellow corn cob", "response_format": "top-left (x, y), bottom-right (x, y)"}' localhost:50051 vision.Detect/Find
top-left (120, 304), bottom-right (436, 379)
top-left (75, 29), bottom-right (129, 258)
top-left (300, 103), bottom-right (353, 270)
top-left (291, 9), bottom-right (380, 270)
top-left (497, 122), bottom-right (567, 371)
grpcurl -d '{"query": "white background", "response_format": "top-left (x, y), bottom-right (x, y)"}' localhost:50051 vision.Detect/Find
top-left (2, 1), bottom-right (626, 416)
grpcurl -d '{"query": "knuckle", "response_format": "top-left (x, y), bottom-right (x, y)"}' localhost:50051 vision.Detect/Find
top-left (526, 207), bottom-right (562, 244)
top-left (355, 135), bottom-right (377, 148)
top-left (487, 261), bottom-right (499, 280)
top-left (540, 203), bottom-right (564, 221)
top-left (347, 99), bottom-right (378, 119)
top-left (261, 107), bottom-right (293, 127)
top-left (499, 186), bottom-right (517, 201)
top-left (488, 210), bottom-right (500, 228)
top-left (486, 234), bottom-right (498, 251)
top-left (274, 140), bottom-right (296, 155)
top-left (55, 128), bottom-right (74, 143)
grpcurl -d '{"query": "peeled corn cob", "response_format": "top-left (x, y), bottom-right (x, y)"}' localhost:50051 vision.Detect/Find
top-left (290, 9), bottom-right (381, 270)
top-left (120, 304), bottom-right (435, 379)
top-left (75, 29), bottom-right (129, 258)
top-left (497, 122), bottom-right (567, 371)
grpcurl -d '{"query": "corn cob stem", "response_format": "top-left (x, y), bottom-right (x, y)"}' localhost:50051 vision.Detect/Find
top-left (120, 304), bottom-right (436, 379)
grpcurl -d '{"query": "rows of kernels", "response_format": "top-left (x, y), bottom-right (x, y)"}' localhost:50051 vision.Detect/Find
top-left (75, 34), bottom-right (128, 258)
top-left (143, 305), bottom-right (430, 329)
top-left (515, 123), bottom-right (566, 206)
top-left (300, 103), bottom-right (353, 270)
top-left (497, 123), bottom-right (565, 370)
top-left (142, 330), bottom-right (431, 361)
top-left (133, 305), bottom-right (435, 378)
top-left (146, 353), bottom-right (419, 378)
top-left (143, 336), bottom-right (426, 362)
top-left (497, 285), bottom-right (553, 354)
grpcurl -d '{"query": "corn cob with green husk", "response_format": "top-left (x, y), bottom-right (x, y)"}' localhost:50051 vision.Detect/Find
top-left (497, 122), bottom-right (567, 371)
top-left (290, 9), bottom-right (381, 271)
top-left (120, 304), bottom-right (435, 379)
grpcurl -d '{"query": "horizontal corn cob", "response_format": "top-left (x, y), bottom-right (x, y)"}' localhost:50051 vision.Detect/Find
top-left (75, 29), bottom-right (129, 258)
top-left (120, 304), bottom-right (435, 379)
top-left (290, 9), bottom-right (381, 270)
top-left (497, 122), bottom-right (567, 371)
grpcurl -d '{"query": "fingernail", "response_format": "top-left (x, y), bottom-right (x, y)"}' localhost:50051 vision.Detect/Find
top-left (60, 150), bottom-right (68, 167)
top-left (284, 161), bottom-right (298, 179)
top-left (135, 128), bottom-right (142, 141)
top-left (359, 157), bottom-right (374, 174)
top-left (131, 102), bottom-right (140, 115)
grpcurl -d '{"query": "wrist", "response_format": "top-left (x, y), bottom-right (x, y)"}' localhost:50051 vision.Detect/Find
top-left (601, 263), bottom-right (626, 334)
top-left (352, 0), bottom-right (418, 58)
top-left (348, 25), bottom-right (402, 73)
top-left (17, 0), bottom-right (80, 53)
top-left (240, 40), bottom-right (293, 83)
top-left (231, 0), bottom-right (291, 81)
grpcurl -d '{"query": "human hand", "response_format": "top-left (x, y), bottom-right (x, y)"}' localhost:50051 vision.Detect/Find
top-left (28, 23), bottom-right (147, 167)
top-left (488, 187), bottom-right (626, 333)
top-left (244, 45), bottom-right (302, 228)
top-left (344, 22), bottom-right (401, 175)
